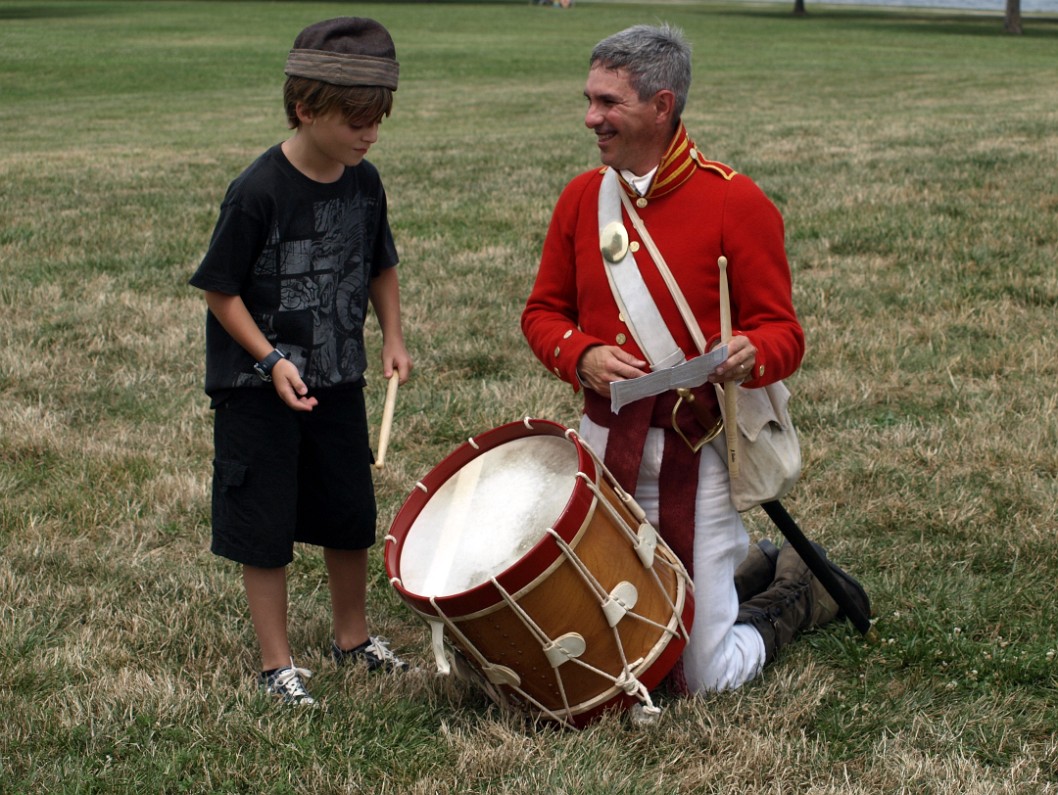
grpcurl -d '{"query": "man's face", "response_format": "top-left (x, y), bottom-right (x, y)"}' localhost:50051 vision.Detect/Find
top-left (584, 64), bottom-right (667, 176)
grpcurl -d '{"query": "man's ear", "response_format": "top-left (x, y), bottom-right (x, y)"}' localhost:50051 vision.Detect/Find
top-left (653, 90), bottom-right (677, 127)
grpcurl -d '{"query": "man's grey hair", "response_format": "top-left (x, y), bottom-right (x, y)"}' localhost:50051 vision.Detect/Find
top-left (590, 23), bottom-right (691, 121)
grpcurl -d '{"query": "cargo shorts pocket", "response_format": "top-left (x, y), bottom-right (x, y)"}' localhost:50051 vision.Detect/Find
top-left (213, 459), bottom-right (248, 492)
top-left (211, 459), bottom-right (251, 530)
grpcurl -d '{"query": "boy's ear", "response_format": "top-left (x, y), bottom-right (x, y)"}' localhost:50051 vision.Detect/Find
top-left (294, 101), bottom-right (316, 126)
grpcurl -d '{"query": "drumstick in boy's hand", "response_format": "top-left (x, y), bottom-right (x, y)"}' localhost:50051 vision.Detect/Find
top-left (374, 372), bottom-right (400, 470)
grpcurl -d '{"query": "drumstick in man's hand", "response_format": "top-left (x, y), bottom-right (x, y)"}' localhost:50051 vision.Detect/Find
top-left (374, 372), bottom-right (400, 470)
top-left (718, 256), bottom-right (739, 477)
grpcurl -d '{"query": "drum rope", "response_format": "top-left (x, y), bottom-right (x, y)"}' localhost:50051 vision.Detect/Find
top-left (569, 428), bottom-right (692, 635)
top-left (489, 571), bottom-right (634, 690)
top-left (416, 540), bottom-right (636, 727)
top-left (544, 528), bottom-right (638, 675)
top-left (490, 570), bottom-right (658, 715)
top-left (426, 595), bottom-right (578, 725)
top-left (634, 544), bottom-right (692, 641)
top-left (575, 472), bottom-right (640, 548)
top-left (427, 596), bottom-right (494, 673)
top-left (487, 577), bottom-right (599, 726)
top-left (543, 527), bottom-right (610, 602)
top-left (616, 671), bottom-right (661, 716)
top-left (491, 575), bottom-right (561, 648)
top-left (572, 455), bottom-right (694, 644)
top-left (568, 428), bottom-right (649, 527)
top-left (572, 476), bottom-right (690, 639)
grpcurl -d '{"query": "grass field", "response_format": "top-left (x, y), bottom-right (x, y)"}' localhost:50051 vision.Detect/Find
top-left (2, 1), bottom-right (1057, 792)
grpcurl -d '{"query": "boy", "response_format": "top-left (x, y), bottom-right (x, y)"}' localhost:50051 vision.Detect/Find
top-left (190, 17), bottom-right (412, 705)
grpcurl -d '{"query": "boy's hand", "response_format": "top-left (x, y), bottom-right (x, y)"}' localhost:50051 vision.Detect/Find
top-left (381, 342), bottom-right (413, 386)
top-left (272, 359), bottom-right (318, 411)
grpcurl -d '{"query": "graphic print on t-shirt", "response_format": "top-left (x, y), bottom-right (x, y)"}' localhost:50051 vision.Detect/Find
top-left (265, 194), bottom-right (372, 388)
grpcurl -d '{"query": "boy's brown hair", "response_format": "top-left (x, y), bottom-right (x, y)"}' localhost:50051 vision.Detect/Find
top-left (283, 77), bottom-right (393, 129)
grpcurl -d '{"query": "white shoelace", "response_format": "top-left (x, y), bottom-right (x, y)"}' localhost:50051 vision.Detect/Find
top-left (270, 661), bottom-right (314, 703)
top-left (365, 637), bottom-right (401, 664)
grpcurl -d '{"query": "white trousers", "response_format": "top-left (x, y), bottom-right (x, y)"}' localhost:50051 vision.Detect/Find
top-left (579, 415), bottom-right (767, 692)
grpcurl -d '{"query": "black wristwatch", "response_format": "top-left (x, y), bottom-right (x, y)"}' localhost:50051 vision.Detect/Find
top-left (253, 349), bottom-right (287, 382)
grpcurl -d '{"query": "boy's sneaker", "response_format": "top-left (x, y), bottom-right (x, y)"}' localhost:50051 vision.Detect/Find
top-left (259, 660), bottom-right (315, 705)
top-left (332, 636), bottom-right (409, 672)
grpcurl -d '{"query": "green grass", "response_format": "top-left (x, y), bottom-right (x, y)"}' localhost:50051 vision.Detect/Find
top-left (2, 1), bottom-right (1058, 793)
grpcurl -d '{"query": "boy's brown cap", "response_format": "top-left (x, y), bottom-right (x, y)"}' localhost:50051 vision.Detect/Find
top-left (284, 17), bottom-right (398, 90)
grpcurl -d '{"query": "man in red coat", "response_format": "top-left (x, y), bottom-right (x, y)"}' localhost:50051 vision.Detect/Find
top-left (522, 23), bottom-right (868, 692)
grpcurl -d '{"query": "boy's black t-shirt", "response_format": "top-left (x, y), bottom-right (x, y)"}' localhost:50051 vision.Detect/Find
top-left (190, 144), bottom-right (398, 399)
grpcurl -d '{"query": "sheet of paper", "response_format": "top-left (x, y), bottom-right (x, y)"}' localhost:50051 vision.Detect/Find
top-left (609, 345), bottom-right (728, 414)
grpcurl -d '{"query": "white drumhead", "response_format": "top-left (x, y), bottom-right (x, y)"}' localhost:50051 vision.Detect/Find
top-left (398, 435), bottom-right (579, 597)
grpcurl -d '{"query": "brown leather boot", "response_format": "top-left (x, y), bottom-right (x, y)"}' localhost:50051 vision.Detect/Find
top-left (733, 539), bottom-right (780, 604)
top-left (736, 541), bottom-right (870, 664)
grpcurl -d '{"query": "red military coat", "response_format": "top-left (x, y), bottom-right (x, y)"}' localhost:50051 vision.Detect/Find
top-left (522, 125), bottom-right (804, 395)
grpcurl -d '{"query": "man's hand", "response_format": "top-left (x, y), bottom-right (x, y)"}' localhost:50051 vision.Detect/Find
top-left (577, 345), bottom-right (648, 397)
top-left (708, 334), bottom-right (758, 384)
top-left (272, 358), bottom-right (318, 411)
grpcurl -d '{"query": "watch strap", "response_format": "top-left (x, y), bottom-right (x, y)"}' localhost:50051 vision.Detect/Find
top-left (254, 349), bottom-right (287, 381)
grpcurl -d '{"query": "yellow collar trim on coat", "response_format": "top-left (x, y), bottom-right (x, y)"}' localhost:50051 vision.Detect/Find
top-left (610, 124), bottom-right (738, 199)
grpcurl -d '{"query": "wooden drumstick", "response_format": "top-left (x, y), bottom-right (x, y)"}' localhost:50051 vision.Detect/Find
top-left (718, 256), bottom-right (739, 477)
top-left (374, 372), bottom-right (400, 470)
